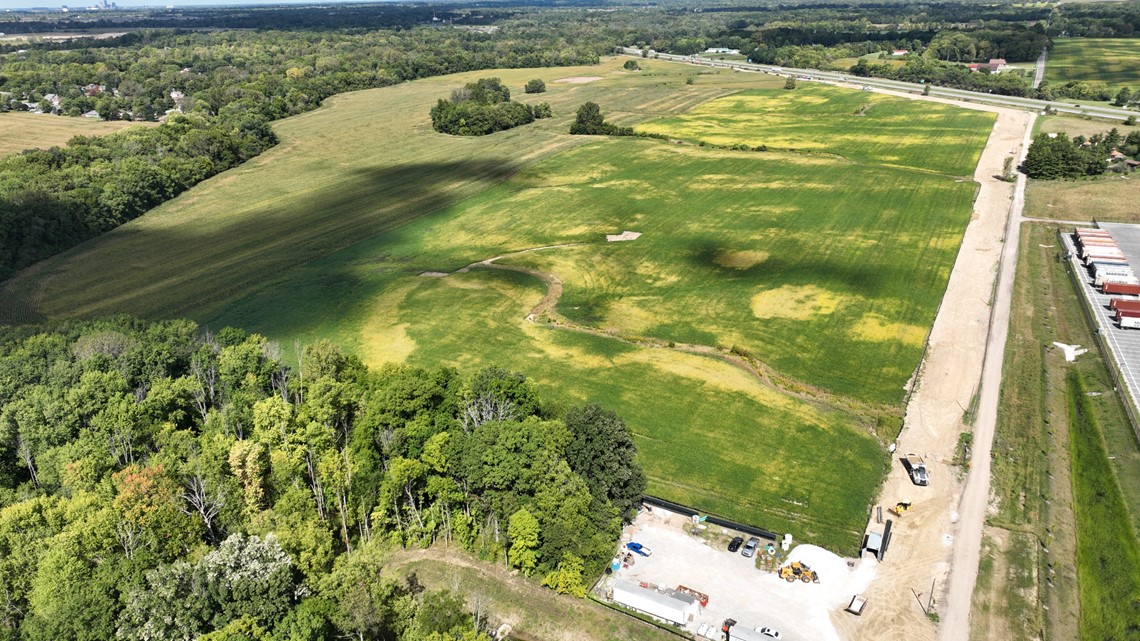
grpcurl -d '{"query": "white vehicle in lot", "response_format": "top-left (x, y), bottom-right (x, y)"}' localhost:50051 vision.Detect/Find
top-left (758, 628), bottom-right (782, 639)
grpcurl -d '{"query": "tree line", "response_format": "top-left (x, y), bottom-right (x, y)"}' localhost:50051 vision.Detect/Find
top-left (430, 78), bottom-right (551, 137)
top-left (0, 317), bottom-right (646, 641)
top-left (0, 113), bottom-right (276, 279)
top-left (1024, 128), bottom-right (1140, 180)
top-left (0, 19), bottom-right (610, 280)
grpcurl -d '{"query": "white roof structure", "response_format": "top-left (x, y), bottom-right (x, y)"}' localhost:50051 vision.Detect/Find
top-left (611, 581), bottom-right (697, 625)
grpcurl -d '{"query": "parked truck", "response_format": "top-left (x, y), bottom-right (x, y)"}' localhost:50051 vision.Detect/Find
top-left (1122, 316), bottom-right (1140, 330)
top-left (903, 453), bottom-right (929, 486)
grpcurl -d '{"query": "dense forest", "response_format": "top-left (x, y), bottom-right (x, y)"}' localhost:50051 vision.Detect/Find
top-left (0, 317), bottom-right (646, 641)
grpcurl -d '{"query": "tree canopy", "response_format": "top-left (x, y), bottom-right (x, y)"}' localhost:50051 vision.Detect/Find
top-left (0, 317), bottom-right (646, 640)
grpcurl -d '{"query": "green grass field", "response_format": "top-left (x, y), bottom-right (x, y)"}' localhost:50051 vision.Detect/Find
top-left (0, 112), bottom-right (150, 156)
top-left (636, 85), bottom-right (994, 175)
top-left (0, 59), bottom-right (996, 550)
top-left (1066, 371), bottom-right (1140, 640)
top-left (1047, 38), bottom-right (1140, 92)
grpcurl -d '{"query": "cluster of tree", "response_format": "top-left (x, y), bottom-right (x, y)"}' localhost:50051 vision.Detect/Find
top-left (0, 317), bottom-right (647, 641)
top-left (569, 102), bottom-right (633, 136)
top-left (1040, 82), bottom-right (1140, 107)
top-left (1023, 128), bottom-right (1140, 179)
top-left (430, 78), bottom-right (552, 136)
top-left (922, 26), bottom-right (1050, 63)
top-left (0, 26), bottom-right (603, 123)
top-left (1048, 3), bottom-right (1140, 38)
top-left (0, 113), bottom-right (275, 279)
top-left (0, 2), bottom-right (498, 36)
top-left (524, 79), bottom-right (546, 94)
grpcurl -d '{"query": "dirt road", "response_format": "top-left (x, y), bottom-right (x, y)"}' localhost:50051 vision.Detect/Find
top-left (834, 105), bottom-right (1034, 641)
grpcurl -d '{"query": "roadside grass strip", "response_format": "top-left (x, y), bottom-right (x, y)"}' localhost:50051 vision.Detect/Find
top-left (1067, 371), bottom-right (1140, 640)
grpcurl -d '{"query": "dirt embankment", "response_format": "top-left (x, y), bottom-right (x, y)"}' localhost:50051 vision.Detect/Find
top-left (835, 103), bottom-right (1034, 641)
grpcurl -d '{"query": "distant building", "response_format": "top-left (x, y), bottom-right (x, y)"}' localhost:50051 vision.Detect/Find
top-left (704, 47), bottom-right (739, 54)
top-left (968, 58), bottom-right (1010, 73)
top-left (891, 49), bottom-right (908, 56)
top-left (83, 110), bottom-right (100, 118)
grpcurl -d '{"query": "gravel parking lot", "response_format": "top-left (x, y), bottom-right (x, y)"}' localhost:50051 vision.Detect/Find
top-left (599, 508), bottom-right (877, 641)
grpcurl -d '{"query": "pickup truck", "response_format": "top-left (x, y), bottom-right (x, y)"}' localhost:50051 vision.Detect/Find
top-left (904, 453), bottom-right (929, 486)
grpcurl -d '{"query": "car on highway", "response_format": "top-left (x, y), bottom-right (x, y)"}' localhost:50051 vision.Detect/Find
top-left (727, 536), bottom-right (744, 552)
top-left (758, 628), bottom-right (782, 639)
top-left (741, 536), bottom-right (760, 557)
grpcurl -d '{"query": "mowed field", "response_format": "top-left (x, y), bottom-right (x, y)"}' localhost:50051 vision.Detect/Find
top-left (636, 85), bottom-right (993, 175)
top-left (1047, 38), bottom-right (1140, 91)
top-left (0, 59), bottom-right (995, 550)
top-left (0, 112), bottom-right (150, 156)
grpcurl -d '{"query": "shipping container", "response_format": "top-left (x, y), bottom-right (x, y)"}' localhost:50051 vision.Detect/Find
top-left (1110, 299), bottom-right (1140, 311)
top-left (1116, 308), bottom-right (1140, 321)
top-left (1084, 249), bottom-right (1125, 260)
top-left (1096, 269), bottom-right (1136, 287)
top-left (1104, 282), bottom-right (1140, 296)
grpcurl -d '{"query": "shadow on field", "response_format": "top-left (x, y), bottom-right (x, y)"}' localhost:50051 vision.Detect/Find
top-left (686, 241), bottom-right (889, 296)
top-left (0, 159), bottom-right (520, 326)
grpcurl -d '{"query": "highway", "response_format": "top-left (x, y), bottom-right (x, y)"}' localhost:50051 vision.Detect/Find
top-left (619, 47), bottom-right (1137, 121)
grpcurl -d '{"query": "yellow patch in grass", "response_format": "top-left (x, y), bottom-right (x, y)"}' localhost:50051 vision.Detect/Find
top-left (359, 285), bottom-right (421, 370)
top-left (851, 313), bottom-right (927, 347)
top-left (604, 298), bottom-right (660, 333)
top-left (751, 285), bottom-right (844, 319)
top-left (617, 348), bottom-right (826, 422)
top-left (714, 250), bottom-right (770, 270)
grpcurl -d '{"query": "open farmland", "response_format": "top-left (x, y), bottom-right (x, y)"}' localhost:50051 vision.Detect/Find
top-left (1047, 37), bottom-right (1140, 92)
top-left (635, 85), bottom-right (994, 175)
top-left (0, 60), bottom-right (995, 549)
top-left (0, 112), bottom-right (149, 156)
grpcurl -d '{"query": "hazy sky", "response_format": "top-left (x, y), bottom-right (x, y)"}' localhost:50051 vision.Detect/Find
top-left (0, 0), bottom-right (371, 13)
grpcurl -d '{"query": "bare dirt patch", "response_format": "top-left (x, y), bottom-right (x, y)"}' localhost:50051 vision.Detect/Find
top-left (606, 230), bottom-right (642, 242)
top-left (554, 76), bottom-right (604, 84)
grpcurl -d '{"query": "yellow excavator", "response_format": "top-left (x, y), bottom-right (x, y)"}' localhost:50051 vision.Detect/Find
top-left (890, 500), bottom-right (913, 517)
top-left (778, 561), bottom-right (819, 584)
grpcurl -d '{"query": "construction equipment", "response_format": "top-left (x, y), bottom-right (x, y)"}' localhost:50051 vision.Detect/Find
top-left (777, 561), bottom-right (819, 584)
top-left (890, 501), bottom-right (912, 516)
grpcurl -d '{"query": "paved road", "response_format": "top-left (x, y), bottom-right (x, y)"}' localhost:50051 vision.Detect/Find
top-left (621, 47), bottom-right (1137, 120)
top-left (1033, 48), bottom-right (1048, 89)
